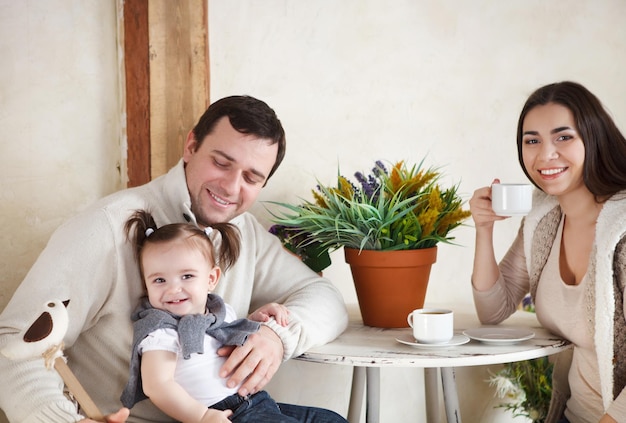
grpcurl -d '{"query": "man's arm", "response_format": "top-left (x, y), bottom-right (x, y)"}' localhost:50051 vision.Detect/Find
top-left (226, 214), bottom-right (348, 358)
top-left (0, 210), bottom-right (121, 422)
top-left (216, 215), bottom-right (349, 395)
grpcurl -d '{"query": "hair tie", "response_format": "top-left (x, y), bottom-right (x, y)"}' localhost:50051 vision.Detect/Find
top-left (204, 226), bottom-right (222, 256)
top-left (145, 228), bottom-right (155, 237)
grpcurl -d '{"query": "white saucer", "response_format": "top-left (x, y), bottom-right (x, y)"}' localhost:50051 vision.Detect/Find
top-left (462, 328), bottom-right (535, 345)
top-left (396, 334), bottom-right (470, 348)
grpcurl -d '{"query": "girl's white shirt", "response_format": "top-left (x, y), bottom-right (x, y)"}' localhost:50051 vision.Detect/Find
top-left (138, 303), bottom-right (240, 407)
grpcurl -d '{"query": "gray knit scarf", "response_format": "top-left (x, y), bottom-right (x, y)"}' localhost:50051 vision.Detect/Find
top-left (120, 294), bottom-right (260, 408)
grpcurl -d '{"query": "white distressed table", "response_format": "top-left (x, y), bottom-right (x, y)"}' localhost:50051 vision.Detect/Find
top-left (295, 304), bottom-right (571, 423)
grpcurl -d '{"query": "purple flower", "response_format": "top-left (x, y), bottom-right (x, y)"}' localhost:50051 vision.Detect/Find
top-left (352, 161), bottom-right (386, 202)
top-left (522, 294), bottom-right (535, 312)
top-left (268, 224), bottom-right (281, 236)
top-left (372, 160), bottom-right (387, 177)
top-left (354, 171), bottom-right (378, 200)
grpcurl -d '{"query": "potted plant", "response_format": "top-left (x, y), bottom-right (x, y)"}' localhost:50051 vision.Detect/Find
top-left (268, 159), bottom-right (471, 327)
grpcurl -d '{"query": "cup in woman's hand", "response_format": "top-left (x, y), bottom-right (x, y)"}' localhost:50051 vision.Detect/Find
top-left (491, 183), bottom-right (532, 216)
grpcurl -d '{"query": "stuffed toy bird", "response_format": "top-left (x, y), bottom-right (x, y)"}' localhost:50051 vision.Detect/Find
top-left (1, 299), bottom-right (70, 366)
top-left (1, 298), bottom-right (104, 421)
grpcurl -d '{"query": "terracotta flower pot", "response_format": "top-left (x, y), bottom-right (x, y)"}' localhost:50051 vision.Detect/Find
top-left (344, 247), bottom-right (437, 328)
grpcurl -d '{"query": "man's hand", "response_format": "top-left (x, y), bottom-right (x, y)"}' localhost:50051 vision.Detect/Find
top-left (80, 407), bottom-right (130, 422)
top-left (218, 325), bottom-right (284, 396)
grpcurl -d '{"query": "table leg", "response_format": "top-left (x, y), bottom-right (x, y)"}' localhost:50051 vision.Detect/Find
top-left (348, 367), bottom-right (366, 423)
top-left (346, 366), bottom-right (459, 423)
top-left (440, 367), bottom-right (462, 423)
top-left (365, 367), bottom-right (380, 423)
top-left (424, 368), bottom-right (440, 423)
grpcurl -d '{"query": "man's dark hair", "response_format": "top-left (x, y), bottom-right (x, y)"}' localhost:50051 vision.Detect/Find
top-left (192, 95), bottom-right (286, 182)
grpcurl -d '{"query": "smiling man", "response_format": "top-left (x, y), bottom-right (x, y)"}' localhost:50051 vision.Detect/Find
top-left (0, 95), bottom-right (349, 423)
top-left (184, 114), bottom-right (279, 225)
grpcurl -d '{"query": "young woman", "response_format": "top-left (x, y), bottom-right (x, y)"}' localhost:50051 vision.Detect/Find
top-left (469, 81), bottom-right (626, 423)
top-left (121, 210), bottom-right (293, 423)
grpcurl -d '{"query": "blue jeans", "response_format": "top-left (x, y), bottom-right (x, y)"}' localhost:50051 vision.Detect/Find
top-left (278, 401), bottom-right (348, 423)
top-left (210, 391), bottom-right (348, 423)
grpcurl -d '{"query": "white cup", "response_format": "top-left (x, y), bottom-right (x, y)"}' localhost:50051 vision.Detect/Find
top-left (407, 308), bottom-right (453, 344)
top-left (491, 183), bottom-right (533, 216)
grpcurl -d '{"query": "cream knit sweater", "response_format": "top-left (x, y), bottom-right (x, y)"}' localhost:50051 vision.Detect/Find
top-left (0, 161), bottom-right (348, 423)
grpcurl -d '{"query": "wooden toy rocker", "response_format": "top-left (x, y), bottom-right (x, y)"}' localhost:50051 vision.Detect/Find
top-left (1, 299), bottom-right (104, 421)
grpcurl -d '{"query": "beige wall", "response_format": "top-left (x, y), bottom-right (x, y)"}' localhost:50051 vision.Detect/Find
top-left (0, 0), bottom-right (122, 308)
top-left (0, 1), bottom-right (121, 421)
top-left (213, 0), bottom-right (626, 309)
top-left (2, 0), bottom-right (626, 422)
top-left (211, 3), bottom-right (626, 415)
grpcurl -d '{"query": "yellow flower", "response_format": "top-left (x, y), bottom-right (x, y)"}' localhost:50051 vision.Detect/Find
top-left (388, 161), bottom-right (404, 193)
top-left (437, 209), bottom-right (472, 236)
top-left (428, 187), bottom-right (443, 211)
top-left (388, 161), bottom-right (438, 197)
top-left (312, 190), bottom-right (328, 208)
top-left (407, 170), bottom-right (437, 195)
top-left (337, 176), bottom-right (354, 199)
top-left (417, 208), bottom-right (439, 238)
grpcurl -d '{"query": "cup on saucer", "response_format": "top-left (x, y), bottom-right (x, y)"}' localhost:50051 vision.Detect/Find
top-left (407, 308), bottom-right (453, 344)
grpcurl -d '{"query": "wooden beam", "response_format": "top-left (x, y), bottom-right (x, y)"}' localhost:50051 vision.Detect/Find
top-left (123, 0), bottom-right (151, 187)
top-left (123, 0), bottom-right (209, 186)
top-left (149, 0), bottom-right (209, 178)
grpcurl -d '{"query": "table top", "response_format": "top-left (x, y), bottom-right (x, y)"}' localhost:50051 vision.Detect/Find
top-left (297, 304), bottom-right (572, 368)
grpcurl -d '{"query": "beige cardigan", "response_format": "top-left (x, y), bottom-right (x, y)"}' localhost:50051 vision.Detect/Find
top-left (523, 190), bottom-right (626, 422)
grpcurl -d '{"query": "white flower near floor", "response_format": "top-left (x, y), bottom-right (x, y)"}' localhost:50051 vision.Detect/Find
top-left (483, 356), bottom-right (553, 422)
top-left (490, 373), bottom-right (526, 402)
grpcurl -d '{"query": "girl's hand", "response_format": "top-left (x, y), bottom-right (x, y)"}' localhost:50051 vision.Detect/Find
top-left (249, 303), bottom-right (290, 327)
top-left (80, 407), bottom-right (130, 423)
top-left (200, 408), bottom-right (233, 423)
top-left (469, 179), bottom-right (508, 228)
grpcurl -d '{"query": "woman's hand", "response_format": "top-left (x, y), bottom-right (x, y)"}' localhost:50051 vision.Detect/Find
top-left (217, 325), bottom-right (283, 397)
top-left (80, 407), bottom-right (130, 423)
top-left (469, 179), bottom-right (508, 229)
top-left (469, 179), bottom-right (507, 293)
